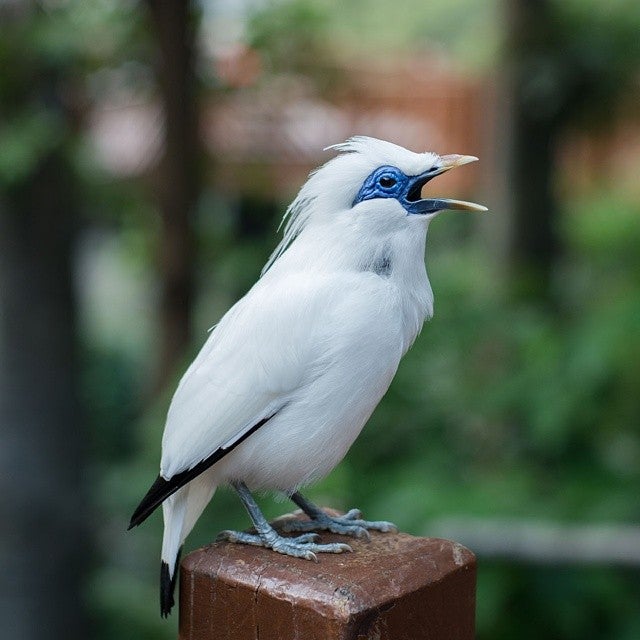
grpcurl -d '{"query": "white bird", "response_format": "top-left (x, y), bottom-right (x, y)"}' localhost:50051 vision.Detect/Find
top-left (129, 136), bottom-right (487, 617)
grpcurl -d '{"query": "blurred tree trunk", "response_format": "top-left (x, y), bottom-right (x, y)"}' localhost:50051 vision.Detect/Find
top-left (0, 109), bottom-right (87, 640)
top-left (145, 0), bottom-right (201, 395)
top-left (501, 0), bottom-right (561, 302)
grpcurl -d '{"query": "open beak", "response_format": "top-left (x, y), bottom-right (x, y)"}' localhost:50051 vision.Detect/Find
top-left (404, 154), bottom-right (488, 215)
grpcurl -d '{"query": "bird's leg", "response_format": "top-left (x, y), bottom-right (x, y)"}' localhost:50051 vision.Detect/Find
top-left (282, 491), bottom-right (397, 541)
top-left (216, 481), bottom-right (352, 561)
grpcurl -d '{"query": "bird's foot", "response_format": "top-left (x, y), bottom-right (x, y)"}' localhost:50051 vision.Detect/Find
top-left (281, 508), bottom-right (397, 541)
top-left (216, 528), bottom-right (352, 561)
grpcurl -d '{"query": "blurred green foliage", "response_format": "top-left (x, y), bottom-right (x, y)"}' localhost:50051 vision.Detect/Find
top-left (248, 0), bottom-right (331, 75)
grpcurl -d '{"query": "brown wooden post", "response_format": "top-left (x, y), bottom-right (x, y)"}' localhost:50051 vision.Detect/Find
top-left (179, 512), bottom-right (476, 640)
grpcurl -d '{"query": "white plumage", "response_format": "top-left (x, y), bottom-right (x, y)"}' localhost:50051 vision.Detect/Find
top-left (129, 136), bottom-right (486, 616)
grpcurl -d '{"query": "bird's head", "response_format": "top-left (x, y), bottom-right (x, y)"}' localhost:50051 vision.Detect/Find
top-left (263, 136), bottom-right (487, 273)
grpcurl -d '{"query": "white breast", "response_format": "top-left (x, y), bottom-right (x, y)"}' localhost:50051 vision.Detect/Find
top-left (210, 271), bottom-right (408, 492)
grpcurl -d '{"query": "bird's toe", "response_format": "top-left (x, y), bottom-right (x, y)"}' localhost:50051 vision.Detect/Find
top-left (373, 520), bottom-right (398, 533)
top-left (216, 529), bottom-right (237, 542)
top-left (291, 532), bottom-right (321, 544)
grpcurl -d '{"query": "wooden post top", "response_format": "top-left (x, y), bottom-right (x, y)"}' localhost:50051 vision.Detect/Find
top-left (179, 512), bottom-right (476, 640)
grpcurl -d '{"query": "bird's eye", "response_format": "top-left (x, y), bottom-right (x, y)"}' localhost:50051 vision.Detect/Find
top-left (379, 176), bottom-right (397, 188)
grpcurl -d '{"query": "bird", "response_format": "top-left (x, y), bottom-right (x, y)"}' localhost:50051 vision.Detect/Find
top-left (128, 136), bottom-right (487, 617)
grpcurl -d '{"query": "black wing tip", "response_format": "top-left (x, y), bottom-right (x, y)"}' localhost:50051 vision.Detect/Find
top-left (127, 507), bottom-right (151, 531)
top-left (160, 548), bottom-right (182, 618)
top-left (128, 474), bottom-right (171, 531)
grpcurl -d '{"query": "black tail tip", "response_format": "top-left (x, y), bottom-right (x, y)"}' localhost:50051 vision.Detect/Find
top-left (160, 548), bottom-right (182, 618)
top-left (160, 561), bottom-right (175, 617)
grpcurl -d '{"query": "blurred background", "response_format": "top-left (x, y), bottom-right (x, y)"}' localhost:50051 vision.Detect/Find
top-left (1, 0), bottom-right (639, 638)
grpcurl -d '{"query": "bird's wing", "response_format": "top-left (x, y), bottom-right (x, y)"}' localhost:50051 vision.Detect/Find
top-left (159, 272), bottom-right (343, 480)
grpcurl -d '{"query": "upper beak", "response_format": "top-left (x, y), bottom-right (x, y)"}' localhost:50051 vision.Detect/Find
top-left (434, 154), bottom-right (479, 175)
top-left (404, 154), bottom-right (488, 215)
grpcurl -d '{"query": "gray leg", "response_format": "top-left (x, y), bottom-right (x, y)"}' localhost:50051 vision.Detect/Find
top-left (216, 481), bottom-right (352, 561)
top-left (283, 491), bottom-right (397, 541)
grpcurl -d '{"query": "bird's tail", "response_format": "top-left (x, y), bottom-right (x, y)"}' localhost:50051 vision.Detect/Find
top-left (160, 473), bottom-right (217, 617)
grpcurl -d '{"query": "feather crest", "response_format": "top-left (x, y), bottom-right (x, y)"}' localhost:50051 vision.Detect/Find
top-left (261, 136), bottom-right (438, 275)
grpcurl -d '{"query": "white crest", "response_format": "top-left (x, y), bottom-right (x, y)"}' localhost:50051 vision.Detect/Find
top-left (261, 136), bottom-right (439, 275)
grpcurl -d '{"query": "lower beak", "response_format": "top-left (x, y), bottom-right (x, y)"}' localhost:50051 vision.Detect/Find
top-left (423, 198), bottom-right (488, 213)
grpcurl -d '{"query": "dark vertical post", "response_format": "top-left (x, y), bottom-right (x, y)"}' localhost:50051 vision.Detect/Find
top-left (501, 0), bottom-right (561, 302)
top-left (0, 107), bottom-right (86, 640)
top-left (145, 0), bottom-right (200, 394)
top-left (178, 515), bottom-right (476, 640)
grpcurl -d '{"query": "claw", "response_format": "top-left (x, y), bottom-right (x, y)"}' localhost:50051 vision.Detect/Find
top-left (216, 529), bottom-right (241, 542)
top-left (352, 526), bottom-right (371, 541)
